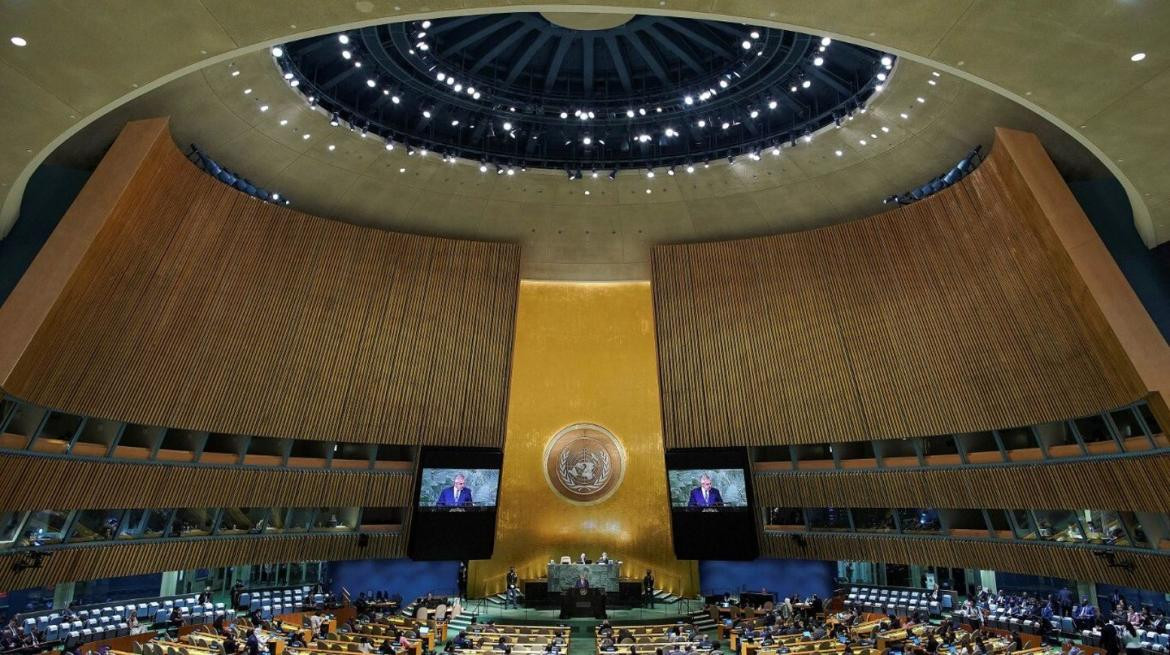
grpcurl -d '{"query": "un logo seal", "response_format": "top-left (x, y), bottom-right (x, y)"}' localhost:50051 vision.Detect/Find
top-left (543, 423), bottom-right (626, 504)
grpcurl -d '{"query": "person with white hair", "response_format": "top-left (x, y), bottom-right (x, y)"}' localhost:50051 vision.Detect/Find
top-left (687, 473), bottom-right (724, 507)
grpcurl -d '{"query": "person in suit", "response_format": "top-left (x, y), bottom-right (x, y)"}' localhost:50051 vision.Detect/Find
top-left (437, 474), bottom-right (474, 507)
top-left (597, 552), bottom-right (610, 564)
top-left (688, 474), bottom-right (724, 507)
top-left (575, 572), bottom-right (590, 591)
top-left (643, 570), bottom-right (655, 608)
top-left (246, 629), bottom-right (261, 655)
top-left (457, 561), bottom-right (469, 600)
top-left (506, 567), bottom-right (519, 609)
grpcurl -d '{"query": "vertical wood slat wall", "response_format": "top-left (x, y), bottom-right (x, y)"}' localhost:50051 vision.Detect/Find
top-left (0, 452), bottom-right (414, 510)
top-left (0, 532), bottom-right (406, 591)
top-left (753, 453), bottom-right (1170, 512)
top-left (651, 138), bottom-right (1146, 448)
top-left (1, 122), bottom-right (520, 446)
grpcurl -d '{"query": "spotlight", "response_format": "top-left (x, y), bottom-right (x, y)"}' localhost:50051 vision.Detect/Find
top-left (385, 143), bottom-right (394, 151)
top-left (750, 31), bottom-right (760, 39)
top-left (813, 56), bottom-right (824, 66)
top-left (1131, 52), bottom-right (1146, 62)
top-left (749, 110), bottom-right (759, 119)
top-left (480, 163), bottom-right (488, 172)
top-left (271, 46), bottom-right (284, 57)
top-left (583, 136), bottom-right (592, 145)
top-left (686, 164), bottom-right (695, 174)
top-left (664, 128), bottom-right (677, 137)
top-left (684, 95), bottom-right (694, 105)
top-left (881, 55), bottom-right (893, 67)
top-left (437, 72), bottom-right (446, 81)
top-left (877, 72), bottom-right (887, 81)
top-left (10, 36), bottom-right (28, 47)
top-left (422, 109), bottom-right (432, 118)
top-left (821, 37), bottom-right (831, 46)
top-left (407, 146), bottom-right (415, 156)
top-left (591, 169), bottom-right (598, 179)
top-left (451, 120), bottom-right (460, 126)
top-left (802, 80), bottom-right (811, 88)
top-left (771, 146), bottom-right (781, 156)
top-left (627, 109), bottom-right (635, 118)
top-left (741, 40), bottom-right (752, 50)
top-left (916, 97), bottom-right (926, 103)
top-left (667, 167), bottom-right (675, 176)
top-left (608, 167), bottom-right (618, 180)
top-left (259, 105), bottom-right (269, 112)
top-left (721, 122), bottom-right (730, 130)
top-left (329, 114), bottom-right (340, 127)
top-left (719, 79), bottom-right (729, 89)
top-left (422, 20), bottom-right (432, 28)
top-left (342, 50), bottom-right (352, 60)
top-left (338, 34), bottom-right (350, 45)
top-left (697, 119), bottom-right (706, 128)
top-left (768, 99), bottom-right (778, 110)
top-left (646, 169), bottom-right (655, 178)
top-left (506, 167), bottom-right (515, 176)
top-left (639, 108), bottom-right (647, 116)
top-left (367, 79), bottom-right (376, 88)
top-left (561, 112), bottom-right (569, 119)
top-left (503, 121), bottom-right (512, 131)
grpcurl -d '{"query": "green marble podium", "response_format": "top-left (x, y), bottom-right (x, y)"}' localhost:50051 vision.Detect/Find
top-left (547, 562), bottom-right (620, 592)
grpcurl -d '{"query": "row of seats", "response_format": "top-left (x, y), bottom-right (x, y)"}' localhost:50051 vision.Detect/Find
top-left (1081, 627), bottom-right (1170, 653)
top-left (191, 147), bottom-right (289, 206)
top-left (845, 586), bottom-right (945, 617)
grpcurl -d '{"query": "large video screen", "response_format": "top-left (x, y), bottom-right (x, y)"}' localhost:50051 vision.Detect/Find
top-left (666, 448), bottom-right (758, 560)
top-left (408, 447), bottom-right (503, 560)
top-left (417, 468), bottom-right (500, 510)
top-left (667, 469), bottom-right (749, 509)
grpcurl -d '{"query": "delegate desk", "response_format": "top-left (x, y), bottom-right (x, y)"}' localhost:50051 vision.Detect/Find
top-left (547, 563), bottom-right (620, 593)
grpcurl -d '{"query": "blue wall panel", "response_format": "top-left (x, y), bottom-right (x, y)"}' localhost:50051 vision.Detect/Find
top-left (329, 559), bottom-right (458, 604)
top-left (699, 559), bottom-right (835, 599)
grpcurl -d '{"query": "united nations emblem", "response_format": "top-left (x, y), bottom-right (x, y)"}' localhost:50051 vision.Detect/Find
top-left (543, 423), bottom-right (626, 504)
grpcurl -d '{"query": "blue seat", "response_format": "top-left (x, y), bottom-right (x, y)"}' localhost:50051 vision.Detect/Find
top-left (941, 595), bottom-right (952, 610)
top-left (1061, 617), bottom-right (1075, 634)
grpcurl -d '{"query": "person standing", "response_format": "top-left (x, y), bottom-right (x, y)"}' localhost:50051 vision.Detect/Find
top-left (457, 561), bottom-right (469, 601)
top-left (505, 567), bottom-right (519, 609)
top-left (643, 570), bottom-right (655, 608)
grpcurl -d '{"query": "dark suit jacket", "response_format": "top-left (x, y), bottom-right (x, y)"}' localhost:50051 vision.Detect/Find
top-left (437, 486), bottom-right (473, 506)
top-left (575, 578), bottom-right (590, 590)
top-left (688, 487), bottom-right (724, 507)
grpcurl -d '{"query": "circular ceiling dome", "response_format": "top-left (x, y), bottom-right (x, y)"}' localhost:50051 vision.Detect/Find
top-left (276, 14), bottom-right (891, 172)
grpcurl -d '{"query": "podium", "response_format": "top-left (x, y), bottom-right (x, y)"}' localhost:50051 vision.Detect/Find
top-left (560, 586), bottom-right (606, 619)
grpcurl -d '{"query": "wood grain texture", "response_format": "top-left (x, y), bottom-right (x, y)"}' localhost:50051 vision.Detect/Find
top-left (652, 137), bottom-right (1146, 447)
top-left (760, 531), bottom-right (1168, 591)
top-left (0, 451), bottom-right (414, 510)
top-left (0, 531), bottom-right (406, 590)
top-left (1, 120), bottom-right (519, 446)
top-left (753, 452), bottom-right (1170, 512)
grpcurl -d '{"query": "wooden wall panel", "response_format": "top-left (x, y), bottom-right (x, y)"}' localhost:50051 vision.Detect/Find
top-left (0, 119), bottom-right (519, 446)
top-left (652, 137), bottom-right (1146, 447)
top-left (0, 452), bottom-right (414, 510)
top-left (753, 453), bottom-right (1170, 512)
top-left (0, 532), bottom-right (406, 591)
top-left (761, 531), bottom-right (1167, 591)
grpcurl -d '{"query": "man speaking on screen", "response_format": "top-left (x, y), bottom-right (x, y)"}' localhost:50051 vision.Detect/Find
top-left (687, 473), bottom-right (724, 507)
top-left (436, 473), bottom-right (474, 507)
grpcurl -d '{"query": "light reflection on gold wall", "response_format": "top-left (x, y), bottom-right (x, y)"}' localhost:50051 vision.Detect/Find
top-left (470, 281), bottom-right (697, 597)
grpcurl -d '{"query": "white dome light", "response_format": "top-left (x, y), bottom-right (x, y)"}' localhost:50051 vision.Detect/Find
top-left (583, 136), bottom-right (592, 145)
top-left (771, 147), bottom-right (781, 156)
top-left (697, 119), bottom-right (706, 128)
top-left (302, 133), bottom-right (311, 140)
top-left (366, 79), bottom-right (376, 87)
top-left (560, 112), bottom-right (569, 119)
top-left (813, 56), bottom-right (824, 66)
top-left (284, 72), bottom-right (294, 80)
top-left (646, 170), bottom-right (655, 178)
top-left (328, 144), bottom-right (336, 151)
top-left (684, 95), bottom-right (694, 105)
top-left (802, 80), bottom-right (811, 88)
top-left (391, 95), bottom-right (401, 104)
top-left (422, 20), bottom-right (432, 28)
top-left (385, 143), bottom-right (395, 151)
top-left (506, 168), bottom-right (515, 176)
top-left (741, 40), bottom-right (752, 50)
top-left (1131, 52), bottom-right (1146, 62)
top-left (821, 37), bottom-right (831, 46)
top-left (721, 122), bottom-right (730, 130)
top-left (454, 84), bottom-right (463, 92)
top-left (437, 72), bottom-right (446, 81)
top-left (259, 105), bottom-right (269, 112)
top-left (279, 119), bottom-right (288, 125)
top-left (750, 31), bottom-right (760, 39)
top-left (768, 100), bottom-right (778, 109)
top-left (749, 110), bottom-right (759, 119)
top-left (480, 164), bottom-right (488, 172)
top-left (423, 109), bottom-right (432, 118)
top-left (271, 46), bottom-right (283, 57)
top-left (338, 34), bottom-right (350, 44)
top-left (876, 72), bottom-right (887, 81)
top-left (503, 121), bottom-right (512, 130)
top-left (719, 79), bottom-right (729, 88)
top-left (638, 108), bottom-right (647, 116)
top-left (881, 55), bottom-right (893, 66)
top-left (835, 150), bottom-right (843, 157)
top-left (10, 36), bottom-right (28, 47)
top-left (916, 96), bottom-right (926, 103)
top-left (341, 50), bottom-right (352, 60)
top-left (627, 109), bottom-right (635, 118)
top-left (686, 165), bottom-right (695, 173)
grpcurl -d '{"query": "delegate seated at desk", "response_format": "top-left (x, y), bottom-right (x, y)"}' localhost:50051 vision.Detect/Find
top-left (688, 475), bottom-right (724, 507)
top-left (437, 474), bottom-right (474, 507)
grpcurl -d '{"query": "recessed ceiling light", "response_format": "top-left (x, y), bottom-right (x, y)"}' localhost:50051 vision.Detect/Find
top-left (645, 189), bottom-right (652, 194)
top-left (802, 80), bottom-right (811, 88)
top-left (302, 133), bottom-right (311, 140)
top-left (243, 88), bottom-right (252, 95)
top-left (1131, 52), bottom-right (1146, 62)
top-left (231, 70), bottom-right (240, 77)
top-left (881, 126), bottom-right (890, 133)
top-left (584, 190), bottom-right (591, 196)
top-left (916, 97), bottom-right (925, 103)
top-left (859, 140), bottom-right (867, 146)
top-left (928, 79), bottom-right (937, 86)
top-left (931, 71), bottom-right (941, 77)
top-left (259, 105), bottom-right (269, 112)
top-left (328, 144), bottom-right (336, 151)
top-left (385, 143), bottom-right (395, 151)
top-left (10, 36), bottom-right (28, 47)
top-left (813, 57), bottom-right (824, 66)
top-left (399, 167), bottom-right (406, 173)
top-left (821, 37), bottom-right (831, 46)
top-left (342, 50), bottom-right (352, 60)
top-left (834, 150), bottom-right (843, 157)
top-left (881, 55), bottom-right (893, 67)
top-left (741, 40), bottom-right (752, 50)
top-left (271, 46), bottom-right (283, 57)
top-left (750, 31), bottom-right (760, 39)
top-left (422, 20), bottom-right (432, 28)
top-left (338, 34), bottom-right (350, 45)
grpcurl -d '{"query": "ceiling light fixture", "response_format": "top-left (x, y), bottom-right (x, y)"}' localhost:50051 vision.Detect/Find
top-left (271, 46), bottom-right (283, 57)
top-left (338, 34), bottom-right (350, 45)
top-left (1131, 52), bottom-right (1146, 62)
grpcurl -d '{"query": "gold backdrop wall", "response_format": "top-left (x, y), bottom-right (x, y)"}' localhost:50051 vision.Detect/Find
top-left (470, 281), bottom-right (697, 597)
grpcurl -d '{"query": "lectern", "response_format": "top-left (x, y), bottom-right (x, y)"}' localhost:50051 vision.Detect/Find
top-left (559, 586), bottom-right (606, 619)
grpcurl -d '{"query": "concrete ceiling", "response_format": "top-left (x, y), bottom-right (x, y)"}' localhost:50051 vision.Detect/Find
top-left (1, 2), bottom-right (1166, 277)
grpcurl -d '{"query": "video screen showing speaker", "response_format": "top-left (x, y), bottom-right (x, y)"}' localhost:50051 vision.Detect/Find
top-left (416, 468), bottom-right (500, 511)
top-left (666, 448), bottom-right (758, 560)
top-left (408, 447), bottom-right (502, 560)
top-left (667, 469), bottom-right (749, 510)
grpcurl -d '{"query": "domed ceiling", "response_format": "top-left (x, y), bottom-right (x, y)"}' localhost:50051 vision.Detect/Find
top-left (277, 13), bottom-right (888, 173)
